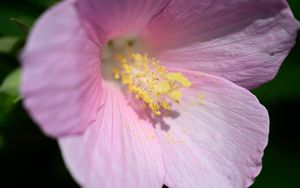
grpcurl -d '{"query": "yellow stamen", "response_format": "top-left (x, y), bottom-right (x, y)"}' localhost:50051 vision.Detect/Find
top-left (113, 52), bottom-right (192, 115)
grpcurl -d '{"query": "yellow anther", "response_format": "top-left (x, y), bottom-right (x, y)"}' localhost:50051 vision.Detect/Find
top-left (112, 68), bottom-right (120, 79)
top-left (161, 99), bottom-right (171, 110)
top-left (149, 103), bottom-right (161, 116)
top-left (166, 73), bottom-right (192, 87)
top-left (136, 73), bottom-right (144, 78)
top-left (168, 90), bottom-right (182, 103)
top-left (198, 92), bottom-right (206, 105)
top-left (122, 64), bottom-right (132, 74)
top-left (156, 81), bottom-right (171, 94)
top-left (112, 52), bottom-right (191, 115)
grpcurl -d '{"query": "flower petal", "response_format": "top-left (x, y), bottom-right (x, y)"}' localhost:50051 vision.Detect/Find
top-left (59, 86), bottom-right (165, 188)
top-left (75, 0), bottom-right (170, 43)
top-left (154, 69), bottom-right (269, 188)
top-left (21, 0), bottom-right (103, 138)
top-left (143, 0), bottom-right (299, 89)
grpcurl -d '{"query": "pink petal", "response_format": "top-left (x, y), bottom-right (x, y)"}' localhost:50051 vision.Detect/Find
top-left (59, 86), bottom-right (165, 188)
top-left (21, 0), bottom-right (103, 138)
top-left (75, 0), bottom-right (170, 43)
top-left (155, 69), bottom-right (269, 187)
top-left (143, 0), bottom-right (299, 89)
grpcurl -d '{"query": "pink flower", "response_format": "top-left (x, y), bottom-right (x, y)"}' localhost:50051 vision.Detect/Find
top-left (21, 0), bottom-right (299, 187)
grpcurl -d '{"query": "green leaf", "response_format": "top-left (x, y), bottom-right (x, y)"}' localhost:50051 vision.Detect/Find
top-left (0, 69), bottom-right (21, 117)
top-left (10, 18), bottom-right (31, 33)
top-left (0, 36), bottom-right (21, 54)
top-left (0, 68), bottom-right (21, 102)
top-left (0, 93), bottom-right (19, 118)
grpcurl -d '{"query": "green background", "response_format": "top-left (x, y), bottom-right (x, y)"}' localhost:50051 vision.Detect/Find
top-left (0, 0), bottom-right (299, 187)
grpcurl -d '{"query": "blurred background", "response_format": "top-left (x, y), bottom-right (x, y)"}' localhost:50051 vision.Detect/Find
top-left (0, 0), bottom-right (299, 187)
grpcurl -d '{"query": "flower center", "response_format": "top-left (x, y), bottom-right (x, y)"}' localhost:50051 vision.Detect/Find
top-left (103, 38), bottom-right (192, 115)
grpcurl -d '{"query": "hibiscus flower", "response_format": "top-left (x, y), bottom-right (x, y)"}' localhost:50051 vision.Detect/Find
top-left (20, 0), bottom-right (299, 187)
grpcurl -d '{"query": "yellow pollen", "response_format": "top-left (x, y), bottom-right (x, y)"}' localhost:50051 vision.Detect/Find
top-left (113, 52), bottom-right (192, 115)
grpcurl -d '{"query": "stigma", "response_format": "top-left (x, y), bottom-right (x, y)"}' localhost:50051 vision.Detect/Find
top-left (112, 51), bottom-right (192, 116)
